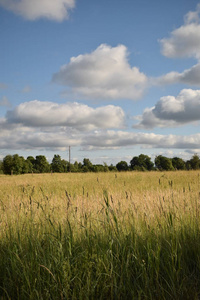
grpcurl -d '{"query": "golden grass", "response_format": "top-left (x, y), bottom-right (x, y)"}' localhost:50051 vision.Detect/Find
top-left (1, 171), bottom-right (200, 299)
top-left (0, 170), bottom-right (200, 235)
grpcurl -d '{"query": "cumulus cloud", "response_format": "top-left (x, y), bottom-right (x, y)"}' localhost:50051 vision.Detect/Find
top-left (134, 89), bottom-right (200, 129)
top-left (6, 100), bottom-right (125, 130)
top-left (160, 23), bottom-right (200, 59)
top-left (0, 0), bottom-right (75, 21)
top-left (158, 4), bottom-right (200, 86)
top-left (81, 131), bottom-right (200, 150)
top-left (1, 99), bottom-right (199, 151)
top-left (160, 3), bottom-right (200, 59)
top-left (52, 44), bottom-right (148, 100)
top-left (158, 63), bottom-right (200, 86)
top-left (1, 121), bottom-right (200, 151)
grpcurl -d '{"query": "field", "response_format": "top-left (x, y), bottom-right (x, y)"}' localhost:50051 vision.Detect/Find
top-left (0, 171), bottom-right (200, 299)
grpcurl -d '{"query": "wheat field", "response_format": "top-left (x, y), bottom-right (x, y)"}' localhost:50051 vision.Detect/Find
top-left (0, 171), bottom-right (200, 299)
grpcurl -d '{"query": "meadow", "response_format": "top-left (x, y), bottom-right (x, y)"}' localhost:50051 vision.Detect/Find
top-left (0, 171), bottom-right (200, 299)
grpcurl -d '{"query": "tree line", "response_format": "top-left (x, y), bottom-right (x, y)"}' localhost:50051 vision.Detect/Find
top-left (0, 153), bottom-right (200, 175)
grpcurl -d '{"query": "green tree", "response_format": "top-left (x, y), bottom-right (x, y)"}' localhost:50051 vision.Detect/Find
top-left (155, 155), bottom-right (174, 171)
top-left (3, 155), bottom-right (13, 174)
top-left (51, 155), bottom-right (64, 173)
top-left (73, 161), bottom-right (81, 172)
top-left (0, 160), bottom-right (3, 174)
top-left (103, 163), bottom-right (109, 172)
top-left (92, 163), bottom-right (109, 172)
top-left (34, 155), bottom-right (50, 173)
top-left (12, 154), bottom-right (25, 175)
top-left (188, 154), bottom-right (200, 170)
top-left (172, 157), bottom-right (186, 170)
top-left (116, 161), bottom-right (129, 171)
top-left (108, 164), bottom-right (118, 172)
top-left (25, 157), bottom-right (35, 173)
top-left (130, 154), bottom-right (154, 171)
top-left (61, 159), bottom-right (69, 172)
top-left (22, 159), bottom-right (32, 174)
top-left (82, 158), bottom-right (93, 172)
top-left (26, 156), bottom-right (35, 172)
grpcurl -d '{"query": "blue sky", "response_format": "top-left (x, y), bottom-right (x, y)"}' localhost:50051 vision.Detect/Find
top-left (0, 0), bottom-right (200, 165)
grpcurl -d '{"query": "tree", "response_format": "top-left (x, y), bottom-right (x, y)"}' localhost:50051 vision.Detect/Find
top-left (26, 157), bottom-right (35, 173)
top-left (172, 157), bottom-right (186, 170)
top-left (73, 161), bottom-right (81, 172)
top-left (92, 163), bottom-right (109, 172)
top-left (34, 155), bottom-right (50, 173)
top-left (12, 154), bottom-right (25, 175)
top-left (22, 159), bottom-right (32, 174)
top-left (116, 161), bottom-right (129, 171)
top-left (103, 162), bottom-right (109, 172)
top-left (188, 154), bottom-right (200, 170)
top-left (108, 164), bottom-right (118, 172)
top-left (155, 155), bottom-right (174, 171)
top-left (130, 154), bottom-right (154, 171)
top-left (0, 161), bottom-right (3, 174)
top-left (51, 155), bottom-right (64, 173)
top-left (82, 158), bottom-right (93, 172)
top-left (3, 155), bottom-right (13, 174)
top-left (26, 156), bottom-right (35, 172)
top-left (61, 159), bottom-right (69, 172)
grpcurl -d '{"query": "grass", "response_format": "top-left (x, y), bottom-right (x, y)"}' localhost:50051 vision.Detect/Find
top-left (0, 171), bottom-right (200, 299)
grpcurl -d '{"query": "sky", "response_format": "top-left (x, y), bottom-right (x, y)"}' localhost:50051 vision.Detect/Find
top-left (0, 0), bottom-right (200, 165)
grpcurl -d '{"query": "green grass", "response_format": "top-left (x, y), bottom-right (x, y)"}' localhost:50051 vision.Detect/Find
top-left (0, 171), bottom-right (200, 299)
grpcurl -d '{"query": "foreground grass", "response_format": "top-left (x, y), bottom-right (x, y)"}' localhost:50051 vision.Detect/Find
top-left (0, 171), bottom-right (200, 299)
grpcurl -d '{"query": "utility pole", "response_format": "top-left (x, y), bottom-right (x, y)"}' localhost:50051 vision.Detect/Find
top-left (69, 146), bottom-right (71, 172)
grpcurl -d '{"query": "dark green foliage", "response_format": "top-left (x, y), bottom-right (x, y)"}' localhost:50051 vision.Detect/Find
top-left (72, 161), bottom-right (81, 172)
top-left (3, 154), bottom-right (28, 175)
top-left (155, 155), bottom-right (174, 171)
top-left (12, 154), bottom-right (25, 174)
top-left (172, 157), bottom-right (186, 170)
top-left (83, 158), bottom-right (93, 167)
top-left (0, 160), bottom-right (3, 174)
top-left (92, 164), bottom-right (109, 172)
top-left (24, 158), bottom-right (34, 173)
top-left (0, 153), bottom-right (200, 175)
top-left (34, 155), bottom-right (50, 173)
top-left (2, 155), bottom-right (13, 174)
top-left (26, 156), bottom-right (35, 173)
top-left (116, 161), bottom-right (129, 171)
top-left (108, 164), bottom-right (118, 172)
top-left (51, 154), bottom-right (66, 173)
top-left (130, 154), bottom-right (154, 171)
top-left (187, 154), bottom-right (200, 170)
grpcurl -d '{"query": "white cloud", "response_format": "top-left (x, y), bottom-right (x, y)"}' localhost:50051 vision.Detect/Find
top-left (160, 3), bottom-right (200, 59)
top-left (6, 100), bottom-right (125, 130)
top-left (80, 131), bottom-right (200, 151)
top-left (158, 4), bottom-right (200, 86)
top-left (134, 89), bottom-right (200, 129)
top-left (158, 62), bottom-right (200, 86)
top-left (184, 4), bottom-right (200, 24)
top-left (1, 123), bottom-right (200, 151)
top-left (52, 44), bottom-right (148, 100)
top-left (1, 99), bottom-right (199, 151)
top-left (0, 0), bottom-right (75, 21)
top-left (160, 23), bottom-right (200, 59)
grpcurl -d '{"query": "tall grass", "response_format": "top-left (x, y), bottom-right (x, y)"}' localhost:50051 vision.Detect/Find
top-left (0, 171), bottom-right (200, 299)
